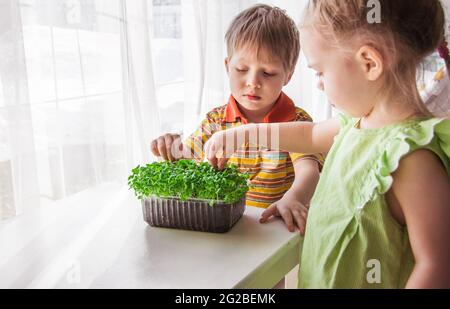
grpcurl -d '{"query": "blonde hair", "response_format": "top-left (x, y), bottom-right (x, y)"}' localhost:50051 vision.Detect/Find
top-left (302, 0), bottom-right (446, 117)
top-left (225, 4), bottom-right (300, 74)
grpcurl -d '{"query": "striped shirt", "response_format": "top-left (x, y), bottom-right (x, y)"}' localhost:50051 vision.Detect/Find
top-left (184, 92), bottom-right (323, 209)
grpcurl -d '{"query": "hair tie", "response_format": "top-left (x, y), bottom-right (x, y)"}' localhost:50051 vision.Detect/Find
top-left (438, 27), bottom-right (450, 71)
top-left (438, 40), bottom-right (450, 73)
top-left (438, 40), bottom-right (449, 59)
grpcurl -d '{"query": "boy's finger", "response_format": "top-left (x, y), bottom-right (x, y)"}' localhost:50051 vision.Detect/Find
top-left (164, 135), bottom-right (175, 162)
top-left (292, 209), bottom-right (306, 235)
top-left (279, 209), bottom-right (295, 233)
top-left (151, 140), bottom-right (160, 157)
top-left (260, 204), bottom-right (278, 223)
top-left (157, 137), bottom-right (169, 161)
top-left (300, 208), bottom-right (308, 220)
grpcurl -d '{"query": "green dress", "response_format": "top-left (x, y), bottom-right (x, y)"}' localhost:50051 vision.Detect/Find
top-left (298, 116), bottom-right (450, 289)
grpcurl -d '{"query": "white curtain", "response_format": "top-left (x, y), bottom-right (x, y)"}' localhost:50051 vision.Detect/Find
top-left (0, 0), bottom-right (161, 220)
top-left (119, 0), bottom-right (161, 167)
top-left (0, 0), bottom-right (39, 220)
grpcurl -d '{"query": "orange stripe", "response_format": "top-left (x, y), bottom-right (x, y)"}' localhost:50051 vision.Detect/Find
top-left (231, 163), bottom-right (295, 172)
top-left (251, 178), bottom-right (295, 186)
top-left (247, 192), bottom-right (286, 200)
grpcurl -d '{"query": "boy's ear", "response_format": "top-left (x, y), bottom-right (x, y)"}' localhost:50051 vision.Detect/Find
top-left (284, 71), bottom-right (294, 86)
top-left (224, 58), bottom-right (230, 75)
top-left (356, 46), bottom-right (384, 81)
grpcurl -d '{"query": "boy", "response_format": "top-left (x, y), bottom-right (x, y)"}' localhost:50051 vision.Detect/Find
top-left (151, 4), bottom-right (322, 234)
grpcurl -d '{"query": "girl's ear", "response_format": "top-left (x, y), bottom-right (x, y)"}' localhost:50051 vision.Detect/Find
top-left (224, 58), bottom-right (230, 75)
top-left (356, 46), bottom-right (384, 81)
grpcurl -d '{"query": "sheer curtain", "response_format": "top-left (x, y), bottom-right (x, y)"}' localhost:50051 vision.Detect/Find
top-left (0, 0), bottom-right (161, 220)
top-left (0, 0), bottom-right (39, 220)
top-left (119, 0), bottom-right (161, 167)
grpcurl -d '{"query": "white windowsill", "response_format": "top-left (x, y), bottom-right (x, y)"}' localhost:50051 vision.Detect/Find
top-left (0, 183), bottom-right (302, 289)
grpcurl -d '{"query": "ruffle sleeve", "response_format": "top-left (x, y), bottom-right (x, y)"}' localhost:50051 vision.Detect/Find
top-left (362, 118), bottom-right (450, 206)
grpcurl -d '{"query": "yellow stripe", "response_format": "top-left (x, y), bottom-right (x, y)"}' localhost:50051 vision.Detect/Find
top-left (252, 171), bottom-right (288, 179)
top-left (246, 199), bottom-right (271, 209)
top-left (229, 158), bottom-right (296, 170)
top-left (248, 185), bottom-right (292, 195)
top-left (229, 157), bottom-right (261, 165)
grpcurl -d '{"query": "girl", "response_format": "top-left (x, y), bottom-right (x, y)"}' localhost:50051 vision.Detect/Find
top-left (204, 0), bottom-right (450, 288)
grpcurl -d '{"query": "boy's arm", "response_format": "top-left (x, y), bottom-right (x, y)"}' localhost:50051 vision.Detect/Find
top-left (260, 158), bottom-right (320, 234)
top-left (205, 118), bottom-right (340, 169)
top-left (286, 159), bottom-right (321, 205)
top-left (388, 149), bottom-right (450, 289)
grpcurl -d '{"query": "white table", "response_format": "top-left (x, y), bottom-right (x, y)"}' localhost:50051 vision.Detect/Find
top-left (0, 184), bottom-right (302, 289)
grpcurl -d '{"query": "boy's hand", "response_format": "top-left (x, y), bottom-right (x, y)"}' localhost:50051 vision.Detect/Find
top-left (260, 196), bottom-right (309, 235)
top-left (151, 134), bottom-right (182, 162)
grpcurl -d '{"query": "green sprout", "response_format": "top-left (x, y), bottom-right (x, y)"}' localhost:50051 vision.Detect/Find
top-left (128, 160), bottom-right (250, 206)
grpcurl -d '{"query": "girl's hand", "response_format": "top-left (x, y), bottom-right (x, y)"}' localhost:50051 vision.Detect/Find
top-left (260, 196), bottom-right (309, 235)
top-left (204, 130), bottom-right (235, 170)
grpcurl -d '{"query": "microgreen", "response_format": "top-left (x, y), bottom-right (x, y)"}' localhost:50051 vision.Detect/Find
top-left (128, 160), bottom-right (250, 206)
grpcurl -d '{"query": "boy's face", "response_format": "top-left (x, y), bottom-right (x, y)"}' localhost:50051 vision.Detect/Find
top-left (225, 47), bottom-right (292, 116)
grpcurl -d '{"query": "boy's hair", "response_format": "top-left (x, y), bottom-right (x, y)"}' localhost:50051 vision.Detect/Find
top-left (302, 0), bottom-right (446, 116)
top-left (225, 4), bottom-right (300, 74)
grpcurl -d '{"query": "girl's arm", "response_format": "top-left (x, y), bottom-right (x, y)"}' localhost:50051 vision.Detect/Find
top-left (204, 118), bottom-right (340, 169)
top-left (388, 149), bottom-right (450, 289)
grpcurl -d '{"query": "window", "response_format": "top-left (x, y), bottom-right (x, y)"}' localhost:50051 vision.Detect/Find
top-left (20, 0), bottom-right (125, 200)
top-left (1, 0), bottom-right (188, 206)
